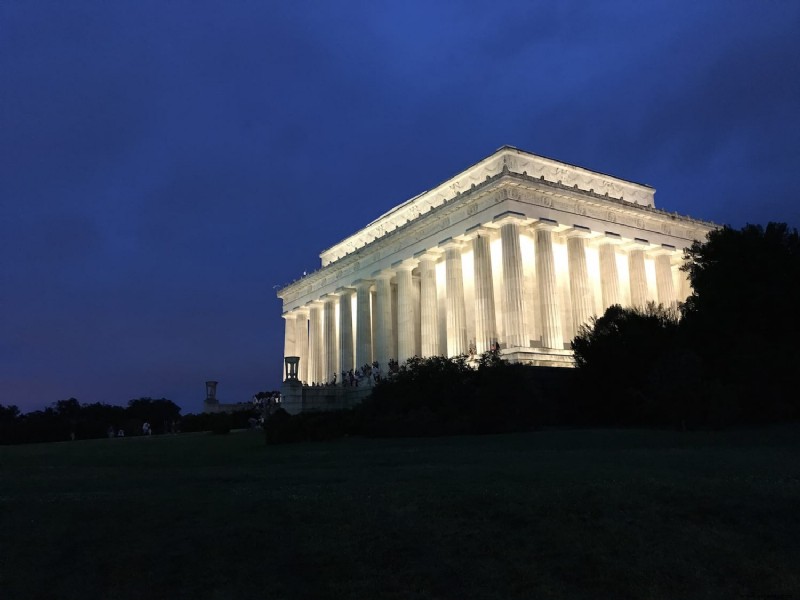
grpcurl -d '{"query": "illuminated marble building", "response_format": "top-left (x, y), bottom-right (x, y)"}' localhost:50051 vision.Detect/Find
top-left (277, 146), bottom-right (714, 391)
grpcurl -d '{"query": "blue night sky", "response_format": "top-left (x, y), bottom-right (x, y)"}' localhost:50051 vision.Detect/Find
top-left (2, 1), bottom-right (799, 414)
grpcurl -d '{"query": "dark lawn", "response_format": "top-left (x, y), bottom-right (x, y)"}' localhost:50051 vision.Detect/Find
top-left (1, 427), bottom-right (798, 600)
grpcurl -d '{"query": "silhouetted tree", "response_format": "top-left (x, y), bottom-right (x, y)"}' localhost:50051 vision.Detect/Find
top-left (682, 222), bottom-right (800, 421)
top-left (126, 398), bottom-right (181, 433)
top-left (0, 404), bottom-right (20, 423)
top-left (571, 304), bottom-right (690, 426)
top-left (0, 404), bottom-right (22, 444)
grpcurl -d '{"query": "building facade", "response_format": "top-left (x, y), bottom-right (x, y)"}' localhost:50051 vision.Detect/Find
top-left (277, 146), bottom-right (714, 391)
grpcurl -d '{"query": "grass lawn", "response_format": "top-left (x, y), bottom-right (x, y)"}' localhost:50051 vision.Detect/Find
top-left (1, 427), bottom-right (799, 600)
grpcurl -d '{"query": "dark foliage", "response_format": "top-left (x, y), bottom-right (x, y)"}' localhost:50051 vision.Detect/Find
top-left (0, 397), bottom-right (181, 444)
top-left (126, 398), bottom-right (181, 433)
top-left (572, 222), bottom-right (800, 427)
top-left (682, 222), bottom-right (800, 422)
top-left (571, 304), bottom-right (692, 426)
top-left (264, 350), bottom-right (580, 443)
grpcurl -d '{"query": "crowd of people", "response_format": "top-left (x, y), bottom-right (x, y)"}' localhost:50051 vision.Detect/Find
top-left (304, 359), bottom-right (408, 388)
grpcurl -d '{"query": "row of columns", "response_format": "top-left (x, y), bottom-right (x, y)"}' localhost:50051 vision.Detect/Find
top-left (284, 221), bottom-right (687, 384)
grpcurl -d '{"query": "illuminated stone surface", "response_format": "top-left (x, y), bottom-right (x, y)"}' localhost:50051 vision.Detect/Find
top-left (278, 146), bottom-right (715, 386)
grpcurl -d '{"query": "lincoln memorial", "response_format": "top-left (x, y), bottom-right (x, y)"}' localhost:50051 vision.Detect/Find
top-left (277, 146), bottom-right (714, 405)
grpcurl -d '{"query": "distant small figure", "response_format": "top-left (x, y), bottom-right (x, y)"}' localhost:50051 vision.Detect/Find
top-left (142, 422), bottom-right (151, 436)
top-left (107, 426), bottom-right (115, 438)
top-left (332, 372), bottom-right (337, 385)
top-left (117, 429), bottom-right (125, 437)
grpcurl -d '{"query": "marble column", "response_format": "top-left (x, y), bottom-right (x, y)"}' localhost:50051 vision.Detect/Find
top-left (355, 280), bottom-right (373, 369)
top-left (374, 272), bottom-right (393, 368)
top-left (282, 313), bottom-right (295, 360)
top-left (500, 221), bottom-right (527, 348)
top-left (308, 303), bottom-right (322, 384)
top-left (294, 311), bottom-right (309, 384)
top-left (396, 263), bottom-right (417, 363)
top-left (337, 287), bottom-right (354, 374)
top-left (566, 230), bottom-right (594, 336)
top-left (628, 246), bottom-right (649, 310)
top-left (654, 253), bottom-right (677, 308)
top-left (472, 231), bottom-right (497, 353)
top-left (418, 254), bottom-right (439, 357)
top-left (323, 296), bottom-right (337, 384)
top-left (598, 241), bottom-right (621, 310)
top-left (444, 241), bottom-right (468, 356)
top-left (534, 223), bottom-right (563, 349)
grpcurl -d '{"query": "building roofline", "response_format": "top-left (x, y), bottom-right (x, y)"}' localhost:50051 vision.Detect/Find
top-left (318, 146), bottom-right (656, 265)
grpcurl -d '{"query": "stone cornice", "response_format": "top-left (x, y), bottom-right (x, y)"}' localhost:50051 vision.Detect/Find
top-left (277, 160), bottom-right (717, 308)
top-left (318, 146), bottom-right (658, 267)
top-left (498, 175), bottom-right (716, 241)
top-left (278, 179), bottom-right (502, 303)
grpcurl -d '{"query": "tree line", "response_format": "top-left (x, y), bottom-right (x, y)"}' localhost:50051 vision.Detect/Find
top-left (0, 397), bottom-right (263, 444)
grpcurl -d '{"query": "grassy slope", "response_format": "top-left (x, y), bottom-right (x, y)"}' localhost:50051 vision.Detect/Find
top-left (1, 428), bottom-right (798, 600)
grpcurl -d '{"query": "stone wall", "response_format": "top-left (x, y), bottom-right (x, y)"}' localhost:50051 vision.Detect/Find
top-left (280, 381), bottom-right (373, 415)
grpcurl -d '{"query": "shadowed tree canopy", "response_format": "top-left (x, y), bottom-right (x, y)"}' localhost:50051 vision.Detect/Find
top-left (573, 222), bottom-right (800, 426)
top-left (682, 223), bottom-right (800, 371)
top-left (126, 398), bottom-right (181, 429)
top-left (571, 304), bottom-right (693, 426)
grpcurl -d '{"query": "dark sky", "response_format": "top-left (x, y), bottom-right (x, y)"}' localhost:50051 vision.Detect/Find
top-left (2, 1), bottom-right (799, 414)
